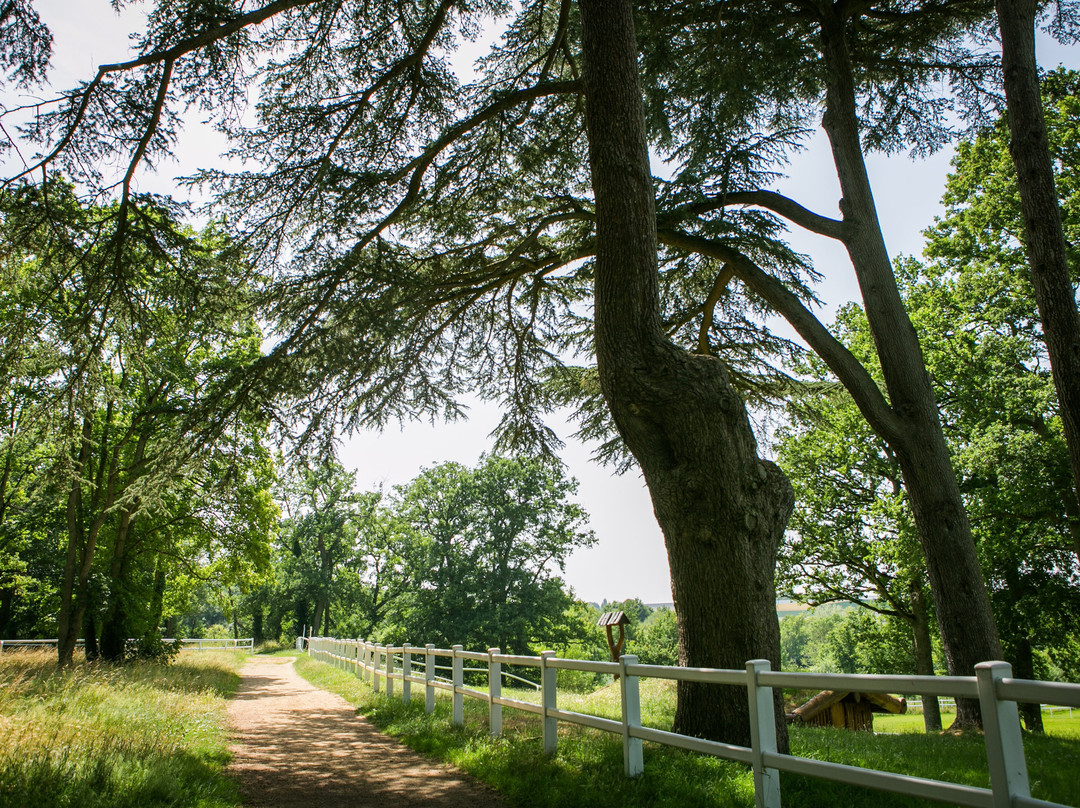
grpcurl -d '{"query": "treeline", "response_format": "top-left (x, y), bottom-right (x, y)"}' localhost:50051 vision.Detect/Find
top-left (242, 455), bottom-right (595, 656)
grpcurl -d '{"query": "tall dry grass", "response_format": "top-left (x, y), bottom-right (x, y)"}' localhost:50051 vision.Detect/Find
top-left (0, 649), bottom-right (243, 808)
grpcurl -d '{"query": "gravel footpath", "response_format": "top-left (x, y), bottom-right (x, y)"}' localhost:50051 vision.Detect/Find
top-left (227, 656), bottom-right (506, 807)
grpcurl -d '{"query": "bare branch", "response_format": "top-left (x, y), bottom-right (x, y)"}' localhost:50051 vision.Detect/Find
top-left (661, 189), bottom-right (847, 241)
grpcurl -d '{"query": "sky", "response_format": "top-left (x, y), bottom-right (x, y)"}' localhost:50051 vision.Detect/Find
top-left (6, 2), bottom-right (1077, 606)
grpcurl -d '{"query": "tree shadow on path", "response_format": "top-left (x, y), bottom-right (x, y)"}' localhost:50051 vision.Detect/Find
top-left (228, 657), bottom-right (504, 808)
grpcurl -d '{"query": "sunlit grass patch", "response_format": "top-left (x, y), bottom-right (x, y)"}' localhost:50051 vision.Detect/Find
top-left (0, 649), bottom-right (244, 808)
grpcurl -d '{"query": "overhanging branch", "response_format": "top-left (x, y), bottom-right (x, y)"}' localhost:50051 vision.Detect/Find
top-left (658, 228), bottom-right (904, 445)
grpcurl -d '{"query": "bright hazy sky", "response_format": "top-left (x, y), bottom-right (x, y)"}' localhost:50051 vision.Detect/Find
top-left (8, 2), bottom-right (1077, 605)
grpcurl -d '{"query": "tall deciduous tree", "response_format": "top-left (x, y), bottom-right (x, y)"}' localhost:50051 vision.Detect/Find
top-left (276, 459), bottom-right (371, 637)
top-left (0, 181), bottom-right (272, 665)
top-left (386, 455), bottom-right (594, 653)
top-left (775, 344), bottom-right (944, 732)
top-left (928, 66), bottom-right (1080, 562)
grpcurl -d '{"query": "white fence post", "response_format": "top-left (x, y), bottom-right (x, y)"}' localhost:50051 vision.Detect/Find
top-left (619, 654), bottom-right (644, 777)
top-left (386, 645), bottom-right (395, 698)
top-left (402, 643), bottom-right (412, 704)
top-left (747, 659), bottom-right (782, 808)
top-left (977, 661), bottom-right (1030, 808)
top-left (488, 648), bottom-right (502, 737)
top-left (425, 644), bottom-right (436, 714)
top-left (373, 645), bottom-right (382, 693)
top-left (452, 645), bottom-right (464, 726)
top-left (541, 650), bottom-right (557, 756)
top-left (362, 642), bottom-right (371, 683)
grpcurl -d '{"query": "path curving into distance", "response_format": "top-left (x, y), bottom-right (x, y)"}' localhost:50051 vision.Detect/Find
top-left (227, 656), bottom-right (505, 807)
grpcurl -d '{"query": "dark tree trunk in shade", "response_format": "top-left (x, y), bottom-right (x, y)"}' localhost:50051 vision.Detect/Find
top-left (910, 582), bottom-right (942, 732)
top-left (996, 0), bottom-right (1080, 565)
top-left (579, 0), bottom-right (791, 748)
top-left (0, 588), bottom-right (13, 639)
top-left (101, 510), bottom-right (135, 662)
top-left (82, 605), bottom-right (99, 662)
top-left (1014, 636), bottom-right (1044, 733)
top-left (147, 556), bottom-right (167, 642)
top-left (817, 6), bottom-right (1002, 729)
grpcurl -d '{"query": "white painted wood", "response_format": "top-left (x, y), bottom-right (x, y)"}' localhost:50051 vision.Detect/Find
top-left (301, 635), bottom-right (1080, 808)
top-left (747, 659), bottom-right (781, 808)
top-left (488, 648), bottom-right (502, 737)
top-left (619, 654), bottom-right (643, 777)
top-left (425, 644), bottom-right (436, 714)
top-left (541, 650), bottom-right (557, 756)
top-left (385, 644), bottom-right (394, 697)
top-left (373, 645), bottom-right (382, 693)
top-left (402, 644), bottom-right (412, 704)
top-left (977, 661), bottom-right (1030, 808)
top-left (452, 645), bottom-right (464, 726)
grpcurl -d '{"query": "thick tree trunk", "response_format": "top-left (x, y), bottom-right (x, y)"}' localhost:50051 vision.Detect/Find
top-left (252, 608), bottom-right (264, 645)
top-left (910, 582), bottom-right (942, 732)
top-left (579, 0), bottom-right (791, 749)
top-left (996, 0), bottom-right (1080, 564)
top-left (101, 510), bottom-right (135, 662)
top-left (1013, 635), bottom-right (1044, 733)
top-left (83, 606), bottom-right (99, 662)
top-left (818, 8), bottom-right (1002, 729)
top-left (0, 587), bottom-right (13, 639)
top-left (58, 415), bottom-right (93, 668)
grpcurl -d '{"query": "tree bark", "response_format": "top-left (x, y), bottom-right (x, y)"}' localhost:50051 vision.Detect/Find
top-left (101, 509), bottom-right (135, 662)
top-left (818, 7), bottom-right (1002, 729)
top-left (909, 581), bottom-right (942, 732)
top-left (83, 606), bottom-right (99, 662)
top-left (579, 0), bottom-right (791, 748)
top-left (0, 587), bottom-right (12, 639)
top-left (996, 0), bottom-right (1080, 564)
top-left (147, 555), bottom-right (167, 642)
top-left (1013, 635), bottom-right (1044, 732)
top-left (58, 413), bottom-right (93, 668)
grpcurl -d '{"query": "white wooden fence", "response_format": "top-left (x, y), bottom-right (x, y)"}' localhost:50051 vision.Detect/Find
top-left (0, 637), bottom-right (254, 653)
top-left (305, 636), bottom-right (1080, 808)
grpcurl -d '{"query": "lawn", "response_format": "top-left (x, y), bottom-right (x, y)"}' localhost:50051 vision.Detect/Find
top-left (0, 649), bottom-right (245, 808)
top-left (295, 653), bottom-right (1080, 808)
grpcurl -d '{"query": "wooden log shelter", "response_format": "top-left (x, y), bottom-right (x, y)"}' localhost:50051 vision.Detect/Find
top-left (787, 689), bottom-right (907, 732)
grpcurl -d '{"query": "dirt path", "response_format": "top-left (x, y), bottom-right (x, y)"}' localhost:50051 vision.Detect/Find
top-left (227, 656), bottom-right (505, 807)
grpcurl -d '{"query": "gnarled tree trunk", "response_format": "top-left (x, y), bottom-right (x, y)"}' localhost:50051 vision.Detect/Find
top-left (579, 0), bottom-right (791, 748)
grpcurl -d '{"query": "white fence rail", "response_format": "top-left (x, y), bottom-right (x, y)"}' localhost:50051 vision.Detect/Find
top-left (0, 637), bottom-right (254, 653)
top-left (173, 637), bottom-right (254, 652)
top-left (305, 636), bottom-right (1080, 808)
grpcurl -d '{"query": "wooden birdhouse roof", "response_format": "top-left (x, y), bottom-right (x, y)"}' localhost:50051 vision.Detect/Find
top-left (597, 611), bottom-right (630, 627)
top-left (789, 689), bottom-right (907, 723)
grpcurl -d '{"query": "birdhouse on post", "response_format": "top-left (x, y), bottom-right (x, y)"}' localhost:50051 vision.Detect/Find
top-left (597, 611), bottom-right (631, 677)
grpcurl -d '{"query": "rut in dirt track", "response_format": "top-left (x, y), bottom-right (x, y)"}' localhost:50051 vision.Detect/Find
top-left (227, 656), bottom-right (505, 808)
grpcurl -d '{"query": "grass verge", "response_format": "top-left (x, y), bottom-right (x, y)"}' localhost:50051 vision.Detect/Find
top-left (0, 649), bottom-right (245, 808)
top-left (294, 654), bottom-right (1080, 808)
